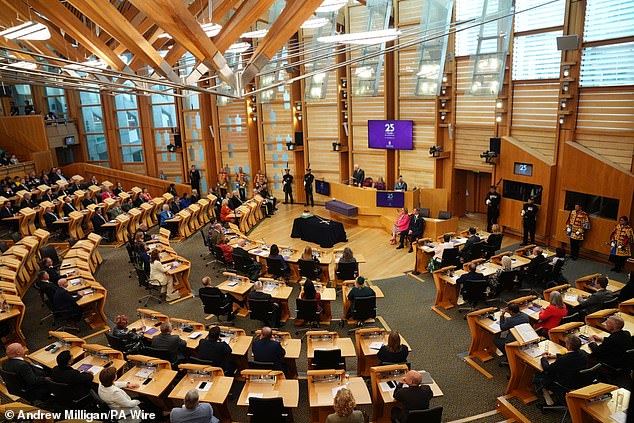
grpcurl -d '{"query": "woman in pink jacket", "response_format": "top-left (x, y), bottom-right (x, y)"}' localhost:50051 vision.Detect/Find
top-left (390, 207), bottom-right (410, 245)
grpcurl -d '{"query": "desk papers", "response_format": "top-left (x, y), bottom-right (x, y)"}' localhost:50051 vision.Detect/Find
top-left (135, 368), bottom-right (153, 378)
top-left (369, 342), bottom-right (383, 350)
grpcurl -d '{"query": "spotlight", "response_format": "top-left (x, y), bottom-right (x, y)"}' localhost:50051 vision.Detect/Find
top-left (332, 141), bottom-right (342, 151)
top-left (442, 74), bottom-right (448, 83)
top-left (480, 150), bottom-right (498, 164)
top-left (496, 100), bottom-right (503, 109)
top-left (251, 113), bottom-right (257, 122)
top-left (440, 100), bottom-right (447, 108)
top-left (559, 115), bottom-right (565, 125)
top-left (286, 140), bottom-right (295, 151)
top-left (560, 100), bottom-right (567, 109)
top-left (562, 82), bottom-right (569, 92)
top-left (495, 113), bottom-right (503, 123)
top-left (429, 146), bottom-right (443, 158)
top-left (563, 66), bottom-right (570, 77)
top-left (167, 144), bottom-right (176, 152)
top-left (441, 86), bottom-right (447, 96)
top-left (440, 112), bottom-right (447, 121)
top-left (341, 80), bottom-right (347, 88)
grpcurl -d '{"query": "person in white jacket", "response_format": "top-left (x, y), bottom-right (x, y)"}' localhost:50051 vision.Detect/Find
top-left (98, 366), bottom-right (142, 422)
top-left (149, 249), bottom-right (180, 301)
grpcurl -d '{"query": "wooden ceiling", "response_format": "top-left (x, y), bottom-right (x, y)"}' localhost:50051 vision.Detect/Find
top-left (0, 0), bottom-right (325, 93)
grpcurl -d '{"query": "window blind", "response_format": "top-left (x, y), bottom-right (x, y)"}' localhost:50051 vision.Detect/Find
top-left (514, 0), bottom-right (565, 33)
top-left (584, 0), bottom-right (634, 43)
top-left (512, 31), bottom-right (562, 80)
top-left (580, 42), bottom-right (634, 87)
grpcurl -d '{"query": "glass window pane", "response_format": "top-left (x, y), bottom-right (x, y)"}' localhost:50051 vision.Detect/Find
top-left (115, 92), bottom-right (137, 109)
top-left (182, 91), bottom-right (200, 110)
top-left (116, 110), bottom-right (139, 128)
top-left (79, 91), bottom-right (101, 105)
top-left (86, 134), bottom-right (109, 161)
top-left (150, 85), bottom-right (175, 104)
top-left (514, 0), bottom-right (565, 32)
top-left (45, 87), bottom-right (65, 96)
top-left (580, 42), bottom-right (634, 87)
top-left (46, 96), bottom-right (68, 115)
top-left (121, 146), bottom-right (144, 163)
top-left (584, 0), bottom-right (634, 43)
top-left (152, 104), bottom-right (176, 128)
top-left (81, 106), bottom-right (104, 133)
top-left (119, 128), bottom-right (142, 145)
top-left (512, 31), bottom-right (562, 80)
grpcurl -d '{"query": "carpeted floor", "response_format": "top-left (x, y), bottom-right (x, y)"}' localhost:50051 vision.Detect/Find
top-left (14, 226), bottom-right (630, 422)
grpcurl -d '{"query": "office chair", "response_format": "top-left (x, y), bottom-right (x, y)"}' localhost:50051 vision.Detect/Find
top-left (348, 296), bottom-right (377, 333)
top-left (136, 268), bottom-right (163, 306)
top-left (379, 361), bottom-right (412, 369)
top-left (493, 270), bottom-right (520, 301)
top-left (144, 346), bottom-right (177, 367)
top-left (200, 230), bottom-right (214, 266)
top-left (439, 248), bottom-right (461, 269)
top-left (249, 298), bottom-right (275, 327)
top-left (298, 259), bottom-right (322, 279)
top-left (483, 233), bottom-right (504, 258)
top-left (0, 368), bottom-right (47, 402)
top-left (40, 291), bottom-right (81, 333)
top-left (438, 210), bottom-right (451, 220)
top-left (199, 292), bottom-right (233, 323)
top-left (393, 406), bottom-right (443, 423)
top-left (265, 257), bottom-right (289, 279)
top-left (522, 261), bottom-right (551, 295)
top-left (233, 253), bottom-right (262, 281)
top-left (90, 390), bottom-right (119, 423)
top-left (40, 245), bottom-right (61, 267)
top-left (335, 262), bottom-right (359, 287)
top-left (125, 242), bottom-right (137, 279)
top-left (559, 312), bottom-right (583, 324)
top-left (312, 349), bottom-right (345, 370)
top-left (248, 360), bottom-right (276, 370)
top-left (247, 397), bottom-right (289, 423)
top-left (295, 298), bottom-right (322, 336)
top-left (48, 380), bottom-right (92, 411)
top-left (541, 363), bottom-right (602, 414)
top-left (458, 278), bottom-right (489, 314)
top-left (419, 208), bottom-right (430, 218)
top-left (470, 241), bottom-right (485, 261)
top-left (211, 245), bottom-right (234, 274)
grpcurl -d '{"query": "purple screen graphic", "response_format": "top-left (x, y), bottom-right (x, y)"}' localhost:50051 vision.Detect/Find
top-left (376, 191), bottom-right (405, 208)
top-left (368, 120), bottom-right (413, 150)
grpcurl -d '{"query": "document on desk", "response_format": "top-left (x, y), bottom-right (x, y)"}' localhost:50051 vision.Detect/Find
top-left (84, 365), bottom-right (104, 375)
top-left (369, 341), bottom-right (383, 350)
top-left (69, 278), bottom-right (82, 286)
top-left (188, 331), bottom-right (202, 339)
top-left (610, 411), bottom-right (627, 423)
top-left (514, 323), bottom-right (539, 344)
top-left (488, 321), bottom-right (501, 332)
top-left (227, 281), bottom-right (239, 287)
top-left (564, 294), bottom-right (577, 303)
top-left (524, 345), bottom-right (544, 358)
top-left (135, 368), bottom-right (153, 378)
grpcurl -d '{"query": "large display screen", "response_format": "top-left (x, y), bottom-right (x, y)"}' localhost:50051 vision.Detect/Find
top-left (376, 191), bottom-right (405, 208)
top-left (368, 120), bottom-right (413, 150)
top-left (315, 180), bottom-right (330, 196)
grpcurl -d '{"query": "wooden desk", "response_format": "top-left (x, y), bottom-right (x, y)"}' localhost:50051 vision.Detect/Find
top-left (18, 207), bottom-right (36, 236)
top-left (432, 266), bottom-right (460, 311)
top-left (76, 282), bottom-right (108, 329)
top-left (574, 274), bottom-right (625, 294)
top-left (369, 364), bottom-right (443, 423)
top-left (306, 331), bottom-right (356, 369)
top-left (128, 318), bottom-right (207, 350)
top-left (585, 309), bottom-right (634, 333)
top-left (342, 282), bottom-right (384, 320)
top-left (218, 326), bottom-right (252, 374)
top-left (72, 344), bottom-right (126, 383)
top-left (253, 330), bottom-right (301, 379)
top-left (29, 331), bottom-right (86, 369)
top-left (0, 294), bottom-right (26, 346)
top-left (566, 383), bottom-right (629, 423)
top-left (169, 364), bottom-right (232, 422)
top-left (299, 282), bottom-right (336, 324)
top-left (119, 366), bottom-right (177, 402)
top-left (354, 327), bottom-right (411, 376)
top-left (307, 369), bottom-right (371, 423)
top-left (561, 287), bottom-right (591, 308)
top-left (237, 370), bottom-right (299, 410)
top-left (217, 274), bottom-right (253, 317)
top-left (163, 258), bottom-right (192, 298)
top-left (619, 298), bottom-right (634, 314)
top-left (548, 323), bottom-right (609, 354)
top-left (506, 339), bottom-right (567, 403)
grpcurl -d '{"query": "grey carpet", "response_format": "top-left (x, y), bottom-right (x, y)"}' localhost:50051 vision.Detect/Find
top-left (13, 231), bottom-right (630, 422)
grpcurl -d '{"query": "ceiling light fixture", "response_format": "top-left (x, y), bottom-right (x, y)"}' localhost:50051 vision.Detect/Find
top-left (301, 17), bottom-right (329, 29)
top-left (241, 29), bottom-right (268, 38)
top-left (318, 29), bottom-right (401, 45)
top-left (4, 61), bottom-right (37, 70)
top-left (316, 0), bottom-right (348, 13)
top-left (226, 42), bottom-right (251, 54)
top-left (0, 21), bottom-right (50, 41)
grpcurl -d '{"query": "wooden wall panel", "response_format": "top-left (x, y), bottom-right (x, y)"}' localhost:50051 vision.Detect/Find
top-left (261, 100), bottom-right (294, 197)
top-left (307, 139), bottom-right (340, 180)
top-left (398, 0), bottom-right (423, 25)
top-left (397, 47), bottom-right (419, 96)
top-left (454, 127), bottom-right (493, 172)
top-left (0, 115), bottom-right (49, 156)
top-left (576, 88), bottom-right (634, 172)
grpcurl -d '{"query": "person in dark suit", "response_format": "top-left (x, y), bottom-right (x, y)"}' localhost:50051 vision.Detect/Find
top-left (282, 168), bottom-right (294, 204)
top-left (62, 196), bottom-right (77, 216)
top-left (397, 208), bottom-right (425, 253)
top-left (618, 271), bottom-right (634, 303)
top-left (43, 206), bottom-right (60, 230)
top-left (484, 185), bottom-right (501, 233)
top-left (456, 262), bottom-right (484, 289)
top-left (36, 270), bottom-right (58, 300)
top-left (151, 320), bottom-right (187, 363)
top-left (40, 257), bottom-right (60, 285)
top-left (199, 276), bottom-right (236, 318)
top-left (112, 314), bottom-right (145, 355)
top-left (346, 276), bottom-right (375, 319)
top-left (189, 165), bottom-right (201, 194)
top-left (0, 200), bottom-right (17, 232)
top-left (196, 326), bottom-right (234, 376)
top-left (52, 279), bottom-right (83, 327)
top-left (2, 343), bottom-right (51, 401)
top-left (588, 315), bottom-right (633, 370)
top-left (352, 164), bottom-right (365, 187)
top-left (51, 350), bottom-right (93, 400)
top-left (377, 331), bottom-right (409, 364)
top-left (533, 335), bottom-right (588, 406)
top-left (91, 208), bottom-right (114, 242)
top-left (525, 246), bottom-right (547, 275)
top-left (461, 227), bottom-right (481, 262)
top-left (574, 276), bottom-right (617, 316)
top-left (159, 204), bottom-right (179, 235)
top-left (391, 370), bottom-right (433, 422)
top-left (521, 196), bottom-right (538, 245)
top-left (249, 281), bottom-right (281, 327)
top-left (19, 193), bottom-right (36, 210)
top-left (493, 303), bottom-right (530, 355)
top-left (228, 191), bottom-right (243, 210)
top-left (303, 168), bottom-right (314, 207)
top-left (231, 239), bottom-right (262, 279)
top-left (252, 326), bottom-right (286, 370)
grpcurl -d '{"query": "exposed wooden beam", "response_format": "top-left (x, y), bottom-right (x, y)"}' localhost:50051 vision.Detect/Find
top-left (65, 0), bottom-right (181, 83)
top-left (27, 0), bottom-right (127, 70)
top-left (242, 0), bottom-right (323, 86)
top-left (212, 0), bottom-right (277, 53)
top-left (129, 0), bottom-right (235, 88)
top-left (212, 0), bottom-right (241, 23)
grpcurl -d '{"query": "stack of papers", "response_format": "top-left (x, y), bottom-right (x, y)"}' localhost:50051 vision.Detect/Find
top-left (188, 332), bottom-right (202, 339)
top-left (488, 322), bottom-right (501, 332)
top-left (513, 323), bottom-right (540, 344)
top-left (135, 368), bottom-right (153, 378)
top-left (70, 278), bottom-right (82, 286)
top-left (145, 327), bottom-right (159, 335)
top-left (227, 281), bottom-right (239, 287)
top-left (369, 341), bottom-right (383, 350)
top-left (564, 294), bottom-right (578, 303)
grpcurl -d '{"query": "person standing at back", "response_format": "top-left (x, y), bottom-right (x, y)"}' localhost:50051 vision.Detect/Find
top-left (303, 168), bottom-right (314, 207)
top-left (282, 168), bottom-right (294, 205)
top-left (521, 196), bottom-right (538, 246)
top-left (484, 185), bottom-right (501, 232)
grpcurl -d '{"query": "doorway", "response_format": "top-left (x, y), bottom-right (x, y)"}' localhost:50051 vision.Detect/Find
top-left (453, 170), bottom-right (492, 216)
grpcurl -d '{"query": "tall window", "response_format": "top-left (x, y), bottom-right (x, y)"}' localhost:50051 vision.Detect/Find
top-left (79, 91), bottom-right (108, 163)
top-left (182, 90), bottom-right (207, 192)
top-left (44, 87), bottom-right (68, 117)
top-left (580, 0), bottom-right (634, 87)
top-left (151, 85), bottom-right (181, 182)
top-left (11, 85), bottom-right (33, 114)
top-left (115, 91), bottom-right (143, 163)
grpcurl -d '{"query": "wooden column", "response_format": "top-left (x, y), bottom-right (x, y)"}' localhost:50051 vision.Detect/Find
top-left (199, 90), bottom-right (219, 188)
top-left (137, 94), bottom-right (158, 177)
top-left (100, 93), bottom-right (121, 170)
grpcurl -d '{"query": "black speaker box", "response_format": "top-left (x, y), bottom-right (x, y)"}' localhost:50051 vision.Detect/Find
top-left (173, 133), bottom-right (182, 148)
top-left (490, 137), bottom-right (501, 154)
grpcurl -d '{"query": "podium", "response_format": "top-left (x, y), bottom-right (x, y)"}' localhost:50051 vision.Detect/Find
top-left (566, 383), bottom-right (629, 423)
top-left (30, 331), bottom-right (86, 369)
top-left (18, 207), bottom-right (36, 236)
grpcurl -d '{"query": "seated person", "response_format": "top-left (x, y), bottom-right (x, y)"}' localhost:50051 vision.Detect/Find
top-left (159, 204), bottom-right (179, 235)
top-left (61, 196), bottom-right (77, 215)
top-left (232, 239), bottom-right (262, 278)
top-left (139, 187), bottom-right (152, 203)
top-left (533, 334), bottom-right (588, 406)
top-left (52, 278), bottom-right (83, 329)
top-left (391, 370), bottom-right (433, 422)
top-left (361, 177), bottom-right (373, 187)
top-left (149, 249), bottom-right (180, 302)
top-left (390, 208), bottom-right (410, 245)
top-left (121, 198), bottom-right (134, 213)
top-left (617, 271), bottom-right (634, 303)
top-left (207, 223), bottom-right (224, 247)
top-left (267, 244), bottom-right (290, 276)
top-left (199, 276), bottom-right (235, 319)
top-left (377, 331), bottom-right (409, 364)
top-left (298, 278), bottom-right (322, 321)
top-left (398, 208), bottom-right (425, 253)
top-left (484, 224), bottom-right (504, 254)
top-left (326, 388), bottom-right (365, 423)
top-left (249, 281), bottom-right (281, 327)
top-left (252, 326), bottom-right (286, 370)
top-left (432, 234), bottom-right (454, 268)
top-left (82, 191), bottom-right (97, 208)
top-left (587, 315), bottom-right (633, 370)
top-left (346, 276), bottom-right (375, 319)
top-left (227, 191), bottom-right (242, 210)
top-left (460, 227), bottom-right (481, 262)
top-left (219, 199), bottom-right (234, 223)
top-left (51, 350), bottom-right (93, 400)
top-left (374, 176), bottom-right (386, 190)
top-left (216, 234), bottom-right (234, 264)
top-left (151, 320), bottom-right (187, 363)
top-left (299, 246), bottom-right (321, 278)
top-left (456, 262), bottom-right (483, 289)
top-left (171, 389), bottom-right (220, 423)
top-left (196, 326), bottom-right (234, 376)
top-left (43, 206), bottom-right (63, 232)
top-left (524, 246), bottom-right (547, 275)
top-left (112, 314), bottom-right (145, 354)
top-left (574, 276), bottom-right (617, 316)
top-left (19, 192), bottom-right (36, 210)
top-left (137, 223), bottom-right (152, 242)
top-left (338, 247), bottom-right (357, 264)
top-left (169, 198), bottom-right (181, 215)
top-left (394, 175), bottom-right (407, 191)
top-left (40, 257), bottom-right (60, 285)
top-left (534, 291), bottom-right (567, 335)
top-left (91, 208), bottom-right (115, 242)
top-left (0, 200), bottom-right (16, 229)
top-left (2, 343), bottom-right (51, 402)
top-left (98, 366), bottom-right (142, 421)
top-left (493, 303), bottom-right (530, 356)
